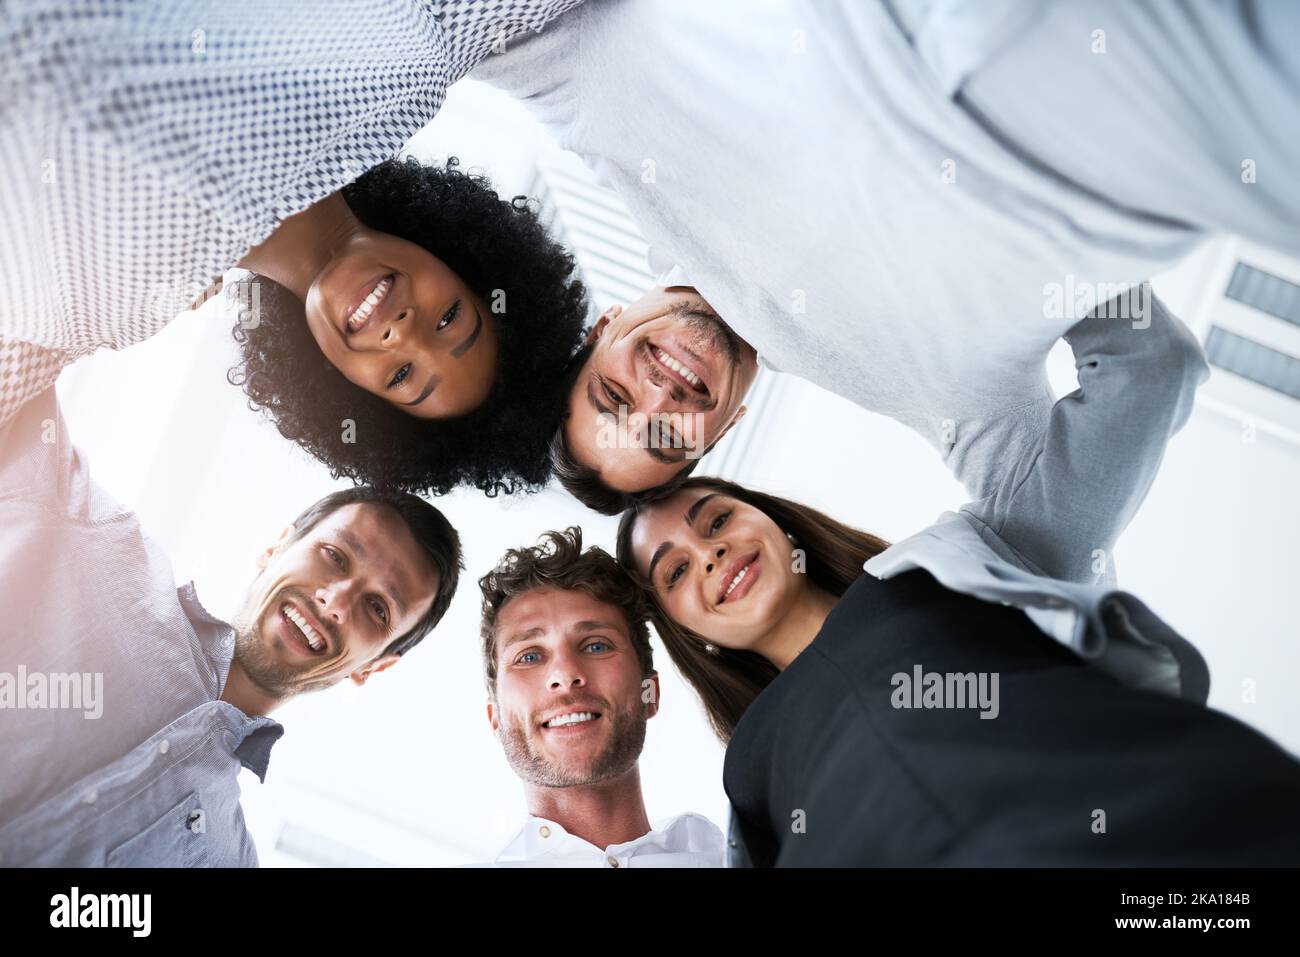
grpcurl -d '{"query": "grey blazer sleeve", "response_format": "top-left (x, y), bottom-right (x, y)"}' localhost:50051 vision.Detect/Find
top-left (958, 289), bottom-right (1209, 585)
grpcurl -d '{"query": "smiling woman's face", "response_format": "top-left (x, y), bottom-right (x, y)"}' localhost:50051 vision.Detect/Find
top-left (629, 488), bottom-right (804, 652)
top-left (303, 228), bottom-right (499, 419)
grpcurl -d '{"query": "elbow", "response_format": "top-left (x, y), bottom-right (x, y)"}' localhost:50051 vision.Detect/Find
top-left (1135, 297), bottom-right (1210, 432)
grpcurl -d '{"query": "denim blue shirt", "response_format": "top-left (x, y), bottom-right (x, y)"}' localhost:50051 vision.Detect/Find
top-left (0, 390), bottom-right (282, 866)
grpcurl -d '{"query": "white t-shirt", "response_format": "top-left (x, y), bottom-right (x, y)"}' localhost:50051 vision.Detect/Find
top-left (494, 812), bottom-right (725, 867)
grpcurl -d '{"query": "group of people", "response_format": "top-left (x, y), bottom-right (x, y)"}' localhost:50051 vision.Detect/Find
top-left (3, 0), bottom-right (1300, 867)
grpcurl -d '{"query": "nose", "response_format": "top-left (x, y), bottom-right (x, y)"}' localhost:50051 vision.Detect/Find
top-left (702, 542), bottom-right (727, 576)
top-left (547, 648), bottom-right (588, 691)
top-left (315, 579), bottom-right (357, 626)
top-left (380, 308), bottom-right (414, 348)
top-left (642, 373), bottom-right (682, 409)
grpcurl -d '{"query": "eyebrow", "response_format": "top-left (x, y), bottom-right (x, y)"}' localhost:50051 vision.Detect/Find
top-left (337, 529), bottom-right (409, 620)
top-left (646, 493), bottom-right (720, 580)
top-left (451, 305), bottom-right (483, 358)
top-left (399, 305), bottom-right (483, 408)
top-left (401, 373), bottom-right (440, 407)
top-left (499, 619), bottom-right (623, 657)
top-left (585, 374), bottom-right (687, 465)
top-left (501, 626), bottom-right (545, 654)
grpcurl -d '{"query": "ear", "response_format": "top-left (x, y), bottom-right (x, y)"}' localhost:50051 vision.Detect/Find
top-left (486, 698), bottom-right (500, 734)
top-left (583, 310), bottom-right (617, 347)
top-left (350, 653), bottom-right (401, 686)
top-left (257, 525), bottom-right (295, 572)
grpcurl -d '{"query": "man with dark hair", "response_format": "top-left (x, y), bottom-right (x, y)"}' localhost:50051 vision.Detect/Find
top-left (0, 389), bottom-right (462, 866)
top-left (479, 527), bottom-right (723, 866)
top-left (478, 0), bottom-right (1300, 526)
top-left (550, 287), bottom-right (758, 515)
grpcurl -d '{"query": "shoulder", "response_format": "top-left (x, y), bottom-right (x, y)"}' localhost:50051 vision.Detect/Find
top-left (468, 1), bottom-right (587, 93)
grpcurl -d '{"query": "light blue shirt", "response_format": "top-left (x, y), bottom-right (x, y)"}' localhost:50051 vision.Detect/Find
top-left (0, 390), bottom-right (281, 866)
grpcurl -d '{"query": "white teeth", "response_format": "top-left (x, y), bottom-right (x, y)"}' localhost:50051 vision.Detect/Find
top-left (282, 604), bottom-right (324, 651)
top-left (724, 563), bottom-right (751, 599)
top-left (656, 348), bottom-right (701, 387)
top-left (544, 711), bottom-right (597, 728)
top-left (347, 276), bottom-right (391, 331)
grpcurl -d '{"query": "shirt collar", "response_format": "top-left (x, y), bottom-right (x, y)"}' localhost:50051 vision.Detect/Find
top-left (178, 583), bottom-right (285, 781)
top-left (177, 580), bottom-right (238, 693)
top-left (496, 812), bottom-right (714, 863)
top-left (231, 715), bottom-right (285, 783)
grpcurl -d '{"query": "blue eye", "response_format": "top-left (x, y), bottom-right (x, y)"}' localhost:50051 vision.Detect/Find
top-left (668, 562), bottom-right (686, 586)
top-left (518, 651), bottom-right (540, 664)
top-left (586, 641), bottom-right (611, 653)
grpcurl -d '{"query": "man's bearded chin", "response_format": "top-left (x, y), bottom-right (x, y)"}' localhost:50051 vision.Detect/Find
top-left (498, 701), bottom-right (648, 789)
top-left (231, 582), bottom-right (338, 700)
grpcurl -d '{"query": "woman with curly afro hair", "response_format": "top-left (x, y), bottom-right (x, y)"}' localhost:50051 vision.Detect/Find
top-left (229, 156), bottom-right (589, 497)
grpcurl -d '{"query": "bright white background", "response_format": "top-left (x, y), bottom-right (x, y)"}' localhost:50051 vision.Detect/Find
top-left (54, 79), bottom-right (1300, 866)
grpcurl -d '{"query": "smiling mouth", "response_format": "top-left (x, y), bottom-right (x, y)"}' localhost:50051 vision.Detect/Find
top-left (540, 710), bottom-right (603, 730)
top-left (344, 274), bottom-right (393, 334)
top-left (280, 602), bottom-right (329, 655)
top-left (718, 553), bottom-right (760, 605)
top-left (650, 343), bottom-right (709, 396)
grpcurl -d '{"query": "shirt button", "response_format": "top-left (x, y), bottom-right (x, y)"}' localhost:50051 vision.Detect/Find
top-left (607, 856), bottom-right (619, 868)
top-left (82, 788), bottom-right (97, 805)
top-left (538, 825), bottom-right (551, 839)
top-left (159, 739), bottom-right (170, 755)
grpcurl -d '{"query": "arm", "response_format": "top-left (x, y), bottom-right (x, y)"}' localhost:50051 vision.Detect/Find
top-left (957, 289), bottom-right (1208, 584)
top-left (0, 366), bottom-right (78, 506)
top-left (0, 338), bottom-right (69, 432)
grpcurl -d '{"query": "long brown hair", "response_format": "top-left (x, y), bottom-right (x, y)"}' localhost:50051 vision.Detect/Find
top-left (615, 477), bottom-right (889, 745)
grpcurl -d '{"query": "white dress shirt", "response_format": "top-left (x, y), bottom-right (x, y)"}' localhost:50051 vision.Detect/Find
top-left (494, 812), bottom-right (724, 868)
top-left (0, 389), bottom-right (281, 865)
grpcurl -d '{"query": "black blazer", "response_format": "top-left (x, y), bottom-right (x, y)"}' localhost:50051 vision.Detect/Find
top-left (723, 569), bottom-right (1300, 866)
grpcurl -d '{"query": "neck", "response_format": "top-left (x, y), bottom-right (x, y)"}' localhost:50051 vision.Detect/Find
top-left (523, 765), bottom-right (652, 851)
top-left (236, 191), bottom-right (362, 299)
top-left (757, 582), bottom-right (840, 671)
top-left (219, 657), bottom-right (284, 717)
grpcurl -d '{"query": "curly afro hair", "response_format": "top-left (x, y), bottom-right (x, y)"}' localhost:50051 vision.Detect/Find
top-left (228, 156), bottom-right (589, 497)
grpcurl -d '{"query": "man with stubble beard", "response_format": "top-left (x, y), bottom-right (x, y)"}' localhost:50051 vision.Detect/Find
top-left (0, 387), bottom-right (461, 865)
top-left (551, 285), bottom-right (760, 512)
top-left (479, 527), bottom-right (723, 867)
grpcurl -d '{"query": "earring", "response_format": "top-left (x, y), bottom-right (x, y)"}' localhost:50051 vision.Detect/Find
top-left (704, 642), bottom-right (718, 655)
top-left (785, 531), bottom-right (798, 545)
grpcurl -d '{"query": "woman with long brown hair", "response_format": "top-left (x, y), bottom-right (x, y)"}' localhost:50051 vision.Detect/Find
top-left (615, 477), bottom-right (1300, 866)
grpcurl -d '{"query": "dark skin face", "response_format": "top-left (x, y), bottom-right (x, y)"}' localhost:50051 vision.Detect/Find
top-left (303, 230), bottom-right (499, 419)
top-left (238, 192), bottom-right (499, 420)
top-left (565, 287), bottom-right (758, 493)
